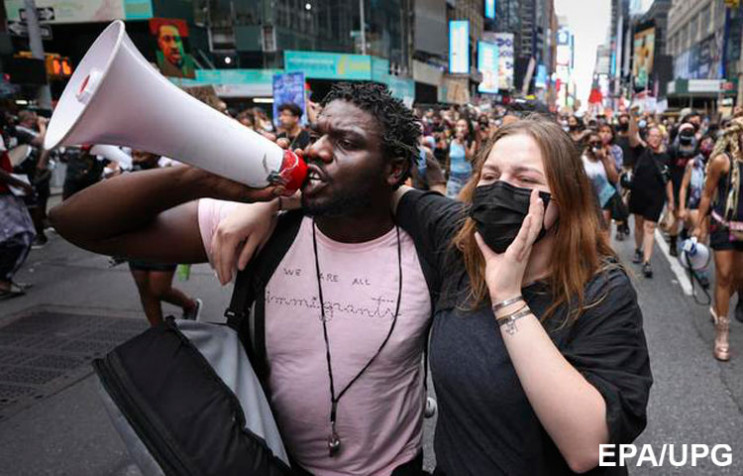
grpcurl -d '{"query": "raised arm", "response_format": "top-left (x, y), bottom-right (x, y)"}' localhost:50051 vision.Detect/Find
top-left (49, 165), bottom-right (279, 265)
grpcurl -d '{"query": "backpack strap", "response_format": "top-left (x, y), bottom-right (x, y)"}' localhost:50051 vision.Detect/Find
top-left (225, 210), bottom-right (304, 383)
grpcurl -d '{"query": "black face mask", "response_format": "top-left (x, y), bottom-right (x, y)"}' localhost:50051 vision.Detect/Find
top-left (470, 181), bottom-right (553, 254)
top-left (618, 123), bottom-right (629, 132)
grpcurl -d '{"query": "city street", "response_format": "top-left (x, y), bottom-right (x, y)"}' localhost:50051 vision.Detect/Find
top-left (0, 205), bottom-right (742, 474)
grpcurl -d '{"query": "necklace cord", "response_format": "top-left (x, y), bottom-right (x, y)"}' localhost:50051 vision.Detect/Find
top-left (312, 220), bottom-right (403, 428)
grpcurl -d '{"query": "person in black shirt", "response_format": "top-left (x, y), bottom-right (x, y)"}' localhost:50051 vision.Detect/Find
top-left (275, 102), bottom-right (311, 151)
top-left (666, 123), bottom-right (699, 256)
top-left (392, 117), bottom-right (651, 475)
top-left (693, 118), bottom-right (743, 361)
top-left (627, 114), bottom-right (674, 278)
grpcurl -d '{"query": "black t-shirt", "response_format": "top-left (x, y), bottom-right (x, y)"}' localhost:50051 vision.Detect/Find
top-left (614, 135), bottom-right (634, 170)
top-left (276, 129), bottom-right (311, 150)
top-left (632, 145), bottom-right (670, 199)
top-left (397, 190), bottom-right (652, 476)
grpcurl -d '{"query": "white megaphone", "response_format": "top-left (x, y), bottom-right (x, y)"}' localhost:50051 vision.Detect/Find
top-left (90, 144), bottom-right (132, 169)
top-left (44, 21), bottom-right (306, 192)
top-left (679, 237), bottom-right (710, 271)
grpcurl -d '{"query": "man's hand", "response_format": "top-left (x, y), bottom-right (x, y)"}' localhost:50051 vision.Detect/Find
top-left (211, 200), bottom-right (279, 285)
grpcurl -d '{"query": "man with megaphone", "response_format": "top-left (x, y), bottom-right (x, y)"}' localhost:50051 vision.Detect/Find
top-left (50, 82), bottom-right (433, 475)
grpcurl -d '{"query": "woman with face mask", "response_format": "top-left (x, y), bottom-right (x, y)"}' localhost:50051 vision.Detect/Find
top-left (211, 117), bottom-right (652, 474)
top-left (581, 131), bottom-right (620, 235)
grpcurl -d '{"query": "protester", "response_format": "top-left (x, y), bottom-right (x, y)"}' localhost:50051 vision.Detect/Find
top-left (412, 124), bottom-right (446, 195)
top-left (598, 124), bottom-right (629, 239)
top-left (50, 82), bottom-right (434, 475)
top-left (276, 102), bottom-right (311, 150)
top-left (693, 118), bottom-right (743, 361)
top-left (0, 134), bottom-right (35, 299)
top-left (216, 116), bottom-right (652, 474)
top-left (124, 150), bottom-right (204, 325)
top-left (628, 113), bottom-right (674, 278)
top-left (62, 146), bottom-right (110, 200)
top-left (582, 131), bottom-right (620, 232)
top-left (567, 114), bottom-right (588, 143)
top-left (445, 118), bottom-right (476, 199)
top-left (12, 110), bottom-right (51, 248)
top-left (667, 123), bottom-right (700, 256)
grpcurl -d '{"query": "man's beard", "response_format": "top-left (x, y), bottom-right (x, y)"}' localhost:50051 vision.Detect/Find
top-left (302, 185), bottom-right (375, 217)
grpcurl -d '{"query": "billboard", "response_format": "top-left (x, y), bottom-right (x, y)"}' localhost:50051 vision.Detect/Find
top-left (4, 0), bottom-right (152, 23)
top-left (633, 27), bottom-right (655, 89)
top-left (284, 51), bottom-right (372, 80)
top-left (477, 41), bottom-right (499, 93)
top-left (449, 20), bottom-right (470, 74)
top-left (149, 18), bottom-right (196, 79)
top-left (490, 32), bottom-right (514, 90)
top-left (485, 0), bottom-right (496, 20)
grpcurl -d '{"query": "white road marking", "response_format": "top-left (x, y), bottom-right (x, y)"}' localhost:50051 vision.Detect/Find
top-left (654, 229), bottom-right (693, 295)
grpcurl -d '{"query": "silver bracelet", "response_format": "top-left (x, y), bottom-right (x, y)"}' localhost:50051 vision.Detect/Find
top-left (497, 306), bottom-right (532, 335)
top-left (491, 295), bottom-right (524, 312)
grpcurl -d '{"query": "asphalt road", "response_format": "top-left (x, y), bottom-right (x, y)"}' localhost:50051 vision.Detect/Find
top-left (1, 218), bottom-right (743, 475)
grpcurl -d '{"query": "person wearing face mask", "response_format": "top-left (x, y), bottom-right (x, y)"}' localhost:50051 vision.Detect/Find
top-left (445, 118), bottom-right (477, 199)
top-left (628, 113), bottom-right (674, 278)
top-left (582, 132), bottom-right (620, 235)
top-left (567, 115), bottom-right (588, 144)
top-left (693, 119), bottom-right (743, 361)
top-left (214, 117), bottom-right (652, 474)
top-left (666, 124), bottom-right (700, 256)
top-left (677, 135), bottom-right (714, 290)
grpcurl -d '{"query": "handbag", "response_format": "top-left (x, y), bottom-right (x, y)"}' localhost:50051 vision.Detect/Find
top-left (94, 318), bottom-right (292, 476)
top-left (608, 192), bottom-right (629, 221)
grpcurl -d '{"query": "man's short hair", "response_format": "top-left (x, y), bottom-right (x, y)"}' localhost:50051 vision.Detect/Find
top-left (278, 102), bottom-right (303, 118)
top-left (17, 110), bottom-right (34, 123)
top-left (322, 82), bottom-right (420, 187)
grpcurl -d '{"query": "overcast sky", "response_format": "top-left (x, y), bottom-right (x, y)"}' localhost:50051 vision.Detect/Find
top-left (554, 0), bottom-right (611, 109)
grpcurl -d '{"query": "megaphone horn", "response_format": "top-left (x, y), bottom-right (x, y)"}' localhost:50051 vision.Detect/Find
top-left (45, 21), bottom-right (306, 192)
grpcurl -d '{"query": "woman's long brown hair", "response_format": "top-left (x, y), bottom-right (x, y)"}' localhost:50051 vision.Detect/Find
top-left (452, 116), bottom-right (618, 326)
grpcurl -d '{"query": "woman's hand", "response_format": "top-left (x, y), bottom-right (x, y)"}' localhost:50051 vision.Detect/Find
top-left (474, 189), bottom-right (545, 302)
top-left (211, 200), bottom-right (280, 285)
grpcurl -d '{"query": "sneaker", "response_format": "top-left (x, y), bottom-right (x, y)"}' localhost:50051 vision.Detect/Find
top-left (735, 298), bottom-right (743, 324)
top-left (642, 261), bottom-right (653, 278)
top-left (621, 223), bottom-right (631, 236)
top-left (31, 235), bottom-right (48, 249)
top-left (615, 230), bottom-right (625, 241)
top-left (669, 245), bottom-right (678, 258)
top-left (632, 248), bottom-right (643, 264)
top-left (183, 298), bottom-right (203, 321)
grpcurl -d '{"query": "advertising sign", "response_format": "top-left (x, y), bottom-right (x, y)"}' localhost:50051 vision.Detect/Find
top-left (632, 27), bottom-right (655, 89)
top-left (449, 20), bottom-right (470, 74)
top-left (4, 0), bottom-right (152, 23)
top-left (491, 32), bottom-right (514, 90)
top-left (477, 41), bottom-right (499, 93)
top-left (273, 72), bottom-right (307, 127)
top-left (484, 0), bottom-right (495, 20)
top-left (535, 64), bottom-right (548, 89)
top-left (285, 51), bottom-right (372, 80)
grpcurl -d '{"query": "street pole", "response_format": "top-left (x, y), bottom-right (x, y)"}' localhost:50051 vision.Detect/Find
top-left (359, 0), bottom-right (366, 55)
top-left (23, 0), bottom-right (51, 110)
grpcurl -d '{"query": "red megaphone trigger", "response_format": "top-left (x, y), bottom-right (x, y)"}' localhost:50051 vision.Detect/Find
top-left (279, 149), bottom-right (307, 195)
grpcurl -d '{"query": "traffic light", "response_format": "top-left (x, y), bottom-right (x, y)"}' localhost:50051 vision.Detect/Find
top-left (44, 53), bottom-right (73, 79)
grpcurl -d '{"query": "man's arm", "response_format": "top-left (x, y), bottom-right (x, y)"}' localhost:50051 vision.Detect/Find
top-left (49, 166), bottom-right (278, 264)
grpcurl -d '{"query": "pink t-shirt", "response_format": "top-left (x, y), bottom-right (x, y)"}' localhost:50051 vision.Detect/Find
top-left (198, 199), bottom-right (431, 475)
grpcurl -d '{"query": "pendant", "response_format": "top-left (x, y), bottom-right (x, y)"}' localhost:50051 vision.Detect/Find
top-left (327, 431), bottom-right (341, 457)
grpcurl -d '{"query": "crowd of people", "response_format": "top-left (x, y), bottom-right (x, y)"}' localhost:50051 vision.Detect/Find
top-left (4, 78), bottom-right (743, 474)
